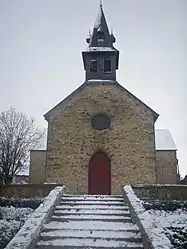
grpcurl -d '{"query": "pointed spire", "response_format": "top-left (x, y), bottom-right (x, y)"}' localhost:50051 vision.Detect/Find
top-left (86, 2), bottom-right (117, 47)
top-left (93, 2), bottom-right (109, 34)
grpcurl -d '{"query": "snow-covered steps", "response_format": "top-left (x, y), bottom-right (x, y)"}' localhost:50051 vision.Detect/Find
top-left (43, 220), bottom-right (140, 231)
top-left (58, 204), bottom-right (128, 210)
top-left (39, 229), bottom-right (142, 243)
top-left (51, 214), bottom-right (131, 222)
top-left (54, 207), bottom-right (129, 215)
top-left (60, 200), bottom-right (125, 205)
top-left (35, 195), bottom-right (144, 249)
top-left (60, 194), bottom-right (123, 200)
top-left (36, 238), bottom-right (143, 249)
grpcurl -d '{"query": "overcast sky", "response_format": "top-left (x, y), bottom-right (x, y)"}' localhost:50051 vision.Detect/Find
top-left (0, 0), bottom-right (186, 176)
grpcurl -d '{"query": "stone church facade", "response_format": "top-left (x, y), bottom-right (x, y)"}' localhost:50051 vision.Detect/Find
top-left (29, 5), bottom-right (178, 194)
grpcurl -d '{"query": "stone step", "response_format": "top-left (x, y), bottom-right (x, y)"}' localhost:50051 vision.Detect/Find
top-left (43, 221), bottom-right (137, 231)
top-left (40, 229), bottom-right (142, 243)
top-left (55, 207), bottom-right (129, 214)
top-left (60, 201), bottom-right (125, 206)
top-left (56, 205), bottom-right (128, 210)
top-left (36, 238), bottom-right (143, 248)
top-left (63, 195), bottom-right (123, 198)
top-left (43, 227), bottom-right (140, 233)
top-left (51, 215), bottom-right (132, 222)
top-left (36, 246), bottom-right (143, 249)
top-left (39, 236), bottom-right (141, 244)
top-left (54, 210), bottom-right (130, 217)
top-left (61, 196), bottom-right (124, 202)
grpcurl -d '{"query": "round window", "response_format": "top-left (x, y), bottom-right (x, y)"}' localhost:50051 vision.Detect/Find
top-left (91, 114), bottom-right (111, 131)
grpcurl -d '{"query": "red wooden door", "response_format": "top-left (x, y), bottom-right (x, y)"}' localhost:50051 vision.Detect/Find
top-left (88, 152), bottom-right (111, 195)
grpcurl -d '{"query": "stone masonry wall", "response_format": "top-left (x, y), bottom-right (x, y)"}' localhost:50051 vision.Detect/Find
top-left (29, 150), bottom-right (46, 184)
top-left (0, 184), bottom-right (63, 198)
top-left (133, 185), bottom-right (187, 200)
top-left (45, 82), bottom-right (157, 194)
top-left (156, 150), bottom-right (178, 184)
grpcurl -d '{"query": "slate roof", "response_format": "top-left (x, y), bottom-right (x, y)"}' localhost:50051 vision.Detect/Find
top-left (94, 4), bottom-right (109, 33)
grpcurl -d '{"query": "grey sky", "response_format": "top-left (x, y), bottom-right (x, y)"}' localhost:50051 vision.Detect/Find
top-left (0, 0), bottom-right (186, 176)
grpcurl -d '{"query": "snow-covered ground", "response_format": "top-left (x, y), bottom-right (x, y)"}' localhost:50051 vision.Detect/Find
top-left (143, 201), bottom-right (187, 248)
top-left (2, 187), bottom-right (64, 249)
top-left (0, 196), bottom-right (44, 249)
top-left (0, 206), bottom-right (34, 249)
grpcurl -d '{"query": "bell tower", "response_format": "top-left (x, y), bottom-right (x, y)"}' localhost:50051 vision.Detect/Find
top-left (82, 3), bottom-right (119, 81)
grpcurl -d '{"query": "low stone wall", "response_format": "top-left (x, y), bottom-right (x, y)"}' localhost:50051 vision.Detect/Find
top-left (0, 184), bottom-right (64, 198)
top-left (132, 184), bottom-right (187, 200)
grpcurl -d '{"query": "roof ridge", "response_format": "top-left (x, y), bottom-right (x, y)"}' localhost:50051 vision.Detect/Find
top-left (44, 81), bottom-right (159, 122)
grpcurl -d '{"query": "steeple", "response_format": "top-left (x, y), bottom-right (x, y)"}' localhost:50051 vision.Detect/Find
top-left (82, 3), bottom-right (119, 81)
top-left (93, 3), bottom-right (109, 36)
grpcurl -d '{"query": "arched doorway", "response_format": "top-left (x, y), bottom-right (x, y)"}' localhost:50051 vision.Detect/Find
top-left (88, 152), bottom-right (111, 195)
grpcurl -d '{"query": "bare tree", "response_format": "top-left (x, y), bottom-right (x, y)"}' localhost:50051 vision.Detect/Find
top-left (0, 107), bottom-right (44, 184)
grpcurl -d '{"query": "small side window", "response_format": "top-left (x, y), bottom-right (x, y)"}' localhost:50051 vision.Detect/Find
top-left (90, 60), bottom-right (97, 72)
top-left (104, 59), bottom-right (111, 73)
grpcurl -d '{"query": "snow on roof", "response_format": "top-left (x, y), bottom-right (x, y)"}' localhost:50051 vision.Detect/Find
top-left (86, 47), bottom-right (116, 52)
top-left (155, 129), bottom-right (177, 151)
top-left (87, 79), bottom-right (115, 83)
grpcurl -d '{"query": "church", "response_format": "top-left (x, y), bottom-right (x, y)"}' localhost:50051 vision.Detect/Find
top-left (29, 4), bottom-right (178, 194)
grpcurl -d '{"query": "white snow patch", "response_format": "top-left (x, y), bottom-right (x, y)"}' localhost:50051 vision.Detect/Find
top-left (147, 208), bottom-right (187, 247)
top-left (37, 238), bottom-right (143, 248)
top-left (44, 220), bottom-right (139, 231)
top-left (86, 47), bottom-right (116, 51)
top-left (148, 209), bottom-right (187, 229)
top-left (40, 229), bottom-right (141, 239)
top-left (0, 206), bottom-right (33, 221)
top-left (133, 184), bottom-right (185, 187)
top-left (62, 195), bottom-right (123, 200)
top-left (52, 214), bottom-right (131, 221)
top-left (86, 79), bottom-right (116, 84)
top-left (155, 129), bottom-right (177, 151)
top-left (0, 207), bottom-right (33, 249)
top-left (61, 200), bottom-right (123, 205)
top-left (58, 204), bottom-right (126, 209)
top-left (54, 209), bottom-right (128, 214)
top-left (63, 194), bottom-right (122, 197)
